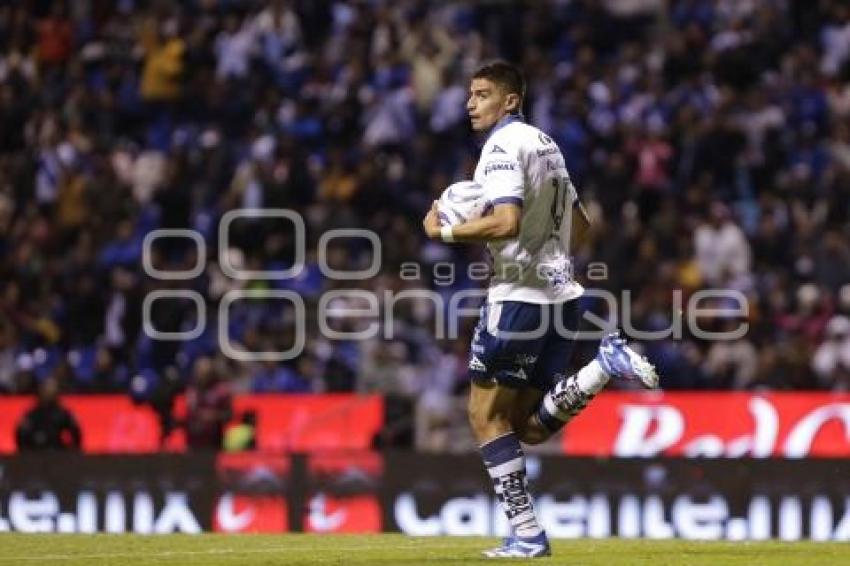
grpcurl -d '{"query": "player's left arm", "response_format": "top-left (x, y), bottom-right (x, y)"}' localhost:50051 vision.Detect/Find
top-left (571, 199), bottom-right (591, 248)
top-left (423, 201), bottom-right (521, 242)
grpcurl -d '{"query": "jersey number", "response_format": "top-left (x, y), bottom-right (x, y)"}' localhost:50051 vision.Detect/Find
top-left (550, 176), bottom-right (570, 231)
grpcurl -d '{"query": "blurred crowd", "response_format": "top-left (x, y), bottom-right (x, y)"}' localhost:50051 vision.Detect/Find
top-left (1, 0), bottom-right (850, 437)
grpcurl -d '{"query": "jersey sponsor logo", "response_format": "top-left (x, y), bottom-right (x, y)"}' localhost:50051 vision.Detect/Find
top-left (489, 144), bottom-right (507, 154)
top-left (469, 355), bottom-right (487, 372)
top-left (536, 146), bottom-right (559, 157)
top-left (484, 161), bottom-right (517, 175)
top-left (538, 132), bottom-right (554, 145)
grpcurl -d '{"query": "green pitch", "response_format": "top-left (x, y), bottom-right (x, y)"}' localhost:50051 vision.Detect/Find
top-left (0, 534), bottom-right (847, 565)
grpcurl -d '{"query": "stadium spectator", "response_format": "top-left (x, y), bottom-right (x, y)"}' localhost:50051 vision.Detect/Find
top-left (812, 315), bottom-right (850, 390)
top-left (694, 202), bottom-right (751, 287)
top-left (185, 356), bottom-right (232, 451)
top-left (139, 18), bottom-right (185, 104)
top-left (0, 0), bottom-right (848, 420)
top-left (703, 327), bottom-right (759, 389)
top-left (223, 409), bottom-right (258, 452)
top-left (0, 306), bottom-right (18, 392)
top-left (35, 4), bottom-right (72, 67)
top-left (15, 377), bottom-right (82, 451)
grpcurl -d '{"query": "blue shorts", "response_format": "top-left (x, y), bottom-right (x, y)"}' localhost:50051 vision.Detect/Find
top-left (468, 300), bottom-right (580, 391)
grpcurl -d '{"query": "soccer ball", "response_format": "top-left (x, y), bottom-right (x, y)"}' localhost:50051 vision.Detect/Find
top-left (437, 181), bottom-right (491, 226)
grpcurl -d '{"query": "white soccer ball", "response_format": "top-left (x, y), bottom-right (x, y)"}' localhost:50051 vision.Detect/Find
top-left (437, 181), bottom-right (491, 226)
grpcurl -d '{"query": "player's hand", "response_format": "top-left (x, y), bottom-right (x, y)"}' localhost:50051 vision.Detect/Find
top-left (422, 201), bottom-right (442, 239)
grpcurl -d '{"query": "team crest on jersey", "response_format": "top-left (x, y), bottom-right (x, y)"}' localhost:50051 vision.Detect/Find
top-left (538, 263), bottom-right (571, 294)
top-left (489, 144), bottom-right (507, 154)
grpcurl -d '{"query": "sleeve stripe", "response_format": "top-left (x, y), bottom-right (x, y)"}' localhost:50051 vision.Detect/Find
top-left (491, 196), bottom-right (523, 207)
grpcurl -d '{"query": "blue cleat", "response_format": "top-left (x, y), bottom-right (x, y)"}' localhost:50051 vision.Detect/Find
top-left (482, 532), bottom-right (551, 559)
top-left (596, 331), bottom-right (659, 389)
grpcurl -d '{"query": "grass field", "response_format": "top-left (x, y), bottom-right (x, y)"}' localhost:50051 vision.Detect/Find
top-left (0, 534), bottom-right (848, 565)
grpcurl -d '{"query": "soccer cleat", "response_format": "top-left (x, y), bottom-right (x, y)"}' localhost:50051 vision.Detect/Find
top-left (596, 331), bottom-right (659, 389)
top-left (482, 533), bottom-right (551, 559)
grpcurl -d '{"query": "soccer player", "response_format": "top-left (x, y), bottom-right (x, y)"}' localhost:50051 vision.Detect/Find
top-left (422, 61), bottom-right (659, 558)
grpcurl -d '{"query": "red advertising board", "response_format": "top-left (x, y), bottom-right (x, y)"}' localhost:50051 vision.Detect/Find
top-left (213, 494), bottom-right (288, 533)
top-left (214, 452), bottom-right (291, 533)
top-left (3, 453), bottom-right (850, 539)
top-left (303, 495), bottom-right (381, 533)
top-left (0, 394), bottom-right (383, 454)
top-left (303, 451), bottom-right (383, 533)
top-left (561, 392), bottom-right (850, 458)
top-left (0, 396), bottom-right (162, 453)
top-left (4, 392), bottom-right (849, 458)
top-left (228, 395), bottom-right (383, 452)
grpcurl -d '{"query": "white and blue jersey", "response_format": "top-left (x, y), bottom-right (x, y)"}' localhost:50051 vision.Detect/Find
top-left (469, 115), bottom-right (584, 389)
top-left (473, 115), bottom-right (583, 305)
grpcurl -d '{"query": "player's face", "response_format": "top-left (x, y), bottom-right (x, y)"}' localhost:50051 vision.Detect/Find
top-left (467, 78), bottom-right (517, 132)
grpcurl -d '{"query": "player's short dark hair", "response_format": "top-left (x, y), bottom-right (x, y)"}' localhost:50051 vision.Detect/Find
top-left (473, 60), bottom-right (526, 102)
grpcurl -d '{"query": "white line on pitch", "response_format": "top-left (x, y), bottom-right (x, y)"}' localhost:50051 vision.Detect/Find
top-left (0, 543), bottom-right (463, 562)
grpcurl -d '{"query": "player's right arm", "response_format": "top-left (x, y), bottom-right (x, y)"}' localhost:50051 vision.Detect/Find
top-left (423, 133), bottom-right (524, 242)
top-left (423, 201), bottom-right (521, 242)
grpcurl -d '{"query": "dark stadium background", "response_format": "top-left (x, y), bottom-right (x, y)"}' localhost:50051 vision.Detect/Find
top-left (1, 0), bottom-right (849, 540)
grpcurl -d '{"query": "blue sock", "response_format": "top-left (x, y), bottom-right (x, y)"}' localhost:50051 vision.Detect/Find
top-left (480, 432), bottom-right (543, 538)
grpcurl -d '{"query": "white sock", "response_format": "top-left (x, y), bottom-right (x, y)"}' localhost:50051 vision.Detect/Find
top-left (537, 360), bottom-right (610, 432)
top-left (575, 359), bottom-right (610, 395)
